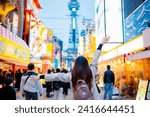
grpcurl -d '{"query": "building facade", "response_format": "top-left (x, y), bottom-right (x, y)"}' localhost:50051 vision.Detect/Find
top-left (95, 0), bottom-right (150, 96)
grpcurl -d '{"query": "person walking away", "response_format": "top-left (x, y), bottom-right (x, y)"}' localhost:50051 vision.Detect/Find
top-left (61, 69), bottom-right (70, 96)
top-left (45, 69), bottom-right (53, 97)
top-left (54, 68), bottom-right (64, 99)
top-left (0, 77), bottom-right (16, 100)
top-left (103, 65), bottom-right (115, 100)
top-left (41, 36), bottom-right (110, 100)
top-left (20, 63), bottom-right (43, 100)
top-left (15, 69), bottom-right (22, 91)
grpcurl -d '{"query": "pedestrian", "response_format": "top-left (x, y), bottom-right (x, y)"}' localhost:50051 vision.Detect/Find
top-left (53, 68), bottom-right (61, 91)
top-left (20, 63), bottom-right (43, 100)
top-left (0, 69), bottom-right (3, 87)
top-left (95, 74), bottom-right (101, 93)
top-left (45, 69), bottom-right (53, 97)
top-left (103, 65), bottom-right (115, 100)
top-left (119, 76), bottom-right (127, 96)
top-left (15, 69), bottom-right (22, 91)
top-left (0, 77), bottom-right (16, 100)
top-left (61, 69), bottom-right (70, 96)
top-left (0, 71), bottom-right (7, 87)
top-left (53, 68), bottom-right (63, 99)
top-left (40, 36), bottom-right (110, 100)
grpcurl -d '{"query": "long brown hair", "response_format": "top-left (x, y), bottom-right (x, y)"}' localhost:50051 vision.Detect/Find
top-left (71, 56), bottom-right (93, 91)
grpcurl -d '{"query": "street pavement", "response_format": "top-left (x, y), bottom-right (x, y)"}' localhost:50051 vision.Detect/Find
top-left (16, 88), bottom-right (73, 100)
top-left (16, 88), bottom-right (136, 100)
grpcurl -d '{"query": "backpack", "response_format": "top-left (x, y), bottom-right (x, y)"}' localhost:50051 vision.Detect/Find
top-left (73, 79), bottom-right (93, 100)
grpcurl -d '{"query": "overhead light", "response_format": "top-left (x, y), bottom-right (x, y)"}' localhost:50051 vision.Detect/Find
top-left (126, 60), bottom-right (131, 64)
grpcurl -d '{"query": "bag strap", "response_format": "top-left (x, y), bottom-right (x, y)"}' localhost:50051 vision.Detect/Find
top-left (77, 79), bottom-right (86, 84)
top-left (76, 80), bottom-right (87, 90)
top-left (24, 73), bottom-right (33, 85)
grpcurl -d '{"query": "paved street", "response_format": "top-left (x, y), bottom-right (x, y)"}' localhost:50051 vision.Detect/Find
top-left (16, 88), bottom-right (73, 100)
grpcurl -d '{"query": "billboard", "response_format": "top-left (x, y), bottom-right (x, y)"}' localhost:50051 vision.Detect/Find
top-left (95, 0), bottom-right (105, 47)
top-left (123, 0), bottom-right (146, 19)
top-left (95, 0), bottom-right (123, 51)
top-left (0, 36), bottom-right (30, 63)
top-left (105, 0), bottom-right (123, 43)
top-left (29, 19), bottom-right (48, 59)
top-left (124, 0), bottom-right (150, 42)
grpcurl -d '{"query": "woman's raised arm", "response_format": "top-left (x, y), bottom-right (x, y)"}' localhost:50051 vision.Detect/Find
top-left (90, 36), bottom-right (110, 77)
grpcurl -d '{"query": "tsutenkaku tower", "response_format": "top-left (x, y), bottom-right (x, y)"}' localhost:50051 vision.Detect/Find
top-left (68, 0), bottom-right (80, 52)
top-left (65, 0), bottom-right (80, 68)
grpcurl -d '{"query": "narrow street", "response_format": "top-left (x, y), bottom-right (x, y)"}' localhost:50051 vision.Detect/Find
top-left (16, 88), bottom-right (136, 100)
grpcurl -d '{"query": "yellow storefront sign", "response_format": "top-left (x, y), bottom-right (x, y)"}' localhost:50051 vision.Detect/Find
top-left (46, 42), bottom-right (53, 61)
top-left (47, 29), bottom-right (53, 39)
top-left (0, 36), bottom-right (30, 63)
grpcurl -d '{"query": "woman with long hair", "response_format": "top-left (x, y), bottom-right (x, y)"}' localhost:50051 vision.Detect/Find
top-left (42, 36), bottom-right (110, 99)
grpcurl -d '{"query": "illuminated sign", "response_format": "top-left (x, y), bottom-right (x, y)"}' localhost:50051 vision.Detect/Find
top-left (46, 43), bottom-right (53, 61)
top-left (101, 48), bottom-right (118, 61)
top-left (99, 35), bottom-right (145, 61)
top-left (29, 15), bottom-right (48, 59)
top-left (136, 80), bottom-right (148, 100)
top-left (0, 36), bottom-right (30, 63)
top-left (118, 36), bottom-right (144, 56)
top-left (27, 0), bottom-right (38, 16)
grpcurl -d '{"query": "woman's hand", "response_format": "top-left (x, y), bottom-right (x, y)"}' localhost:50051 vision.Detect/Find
top-left (100, 35), bottom-right (110, 44)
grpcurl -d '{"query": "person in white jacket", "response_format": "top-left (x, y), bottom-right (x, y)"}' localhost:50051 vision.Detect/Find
top-left (42, 36), bottom-right (110, 100)
top-left (20, 63), bottom-right (43, 100)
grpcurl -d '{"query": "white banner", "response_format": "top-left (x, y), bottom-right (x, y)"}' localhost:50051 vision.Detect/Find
top-left (0, 100), bottom-right (149, 117)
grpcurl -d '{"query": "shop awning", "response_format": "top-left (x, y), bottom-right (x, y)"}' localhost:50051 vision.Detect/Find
top-left (0, 56), bottom-right (28, 67)
top-left (127, 50), bottom-right (150, 60)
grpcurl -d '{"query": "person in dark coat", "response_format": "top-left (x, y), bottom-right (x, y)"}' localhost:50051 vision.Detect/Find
top-left (103, 65), bottom-right (115, 100)
top-left (61, 69), bottom-right (70, 96)
top-left (53, 68), bottom-right (61, 91)
top-left (15, 69), bottom-right (22, 91)
top-left (0, 69), bottom-right (3, 86)
top-left (0, 77), bottom-right (16, 100)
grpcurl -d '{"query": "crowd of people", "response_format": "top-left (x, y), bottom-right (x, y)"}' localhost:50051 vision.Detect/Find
top-left (0, 68), bottom-right (27, 100)
top-left (45, 68), bottom-right (71, 98)
top-left (0, 65), bottom-right (72, 100)
top-left (0, 36), bottom-right (110, 100)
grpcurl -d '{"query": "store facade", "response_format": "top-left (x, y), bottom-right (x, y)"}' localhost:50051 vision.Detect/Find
top-left (0, 25), bottom-right (30, 76)
top-left (95, 0), bottom-right (150, 97)
top-left (98, 28), bottom-right (150, 95)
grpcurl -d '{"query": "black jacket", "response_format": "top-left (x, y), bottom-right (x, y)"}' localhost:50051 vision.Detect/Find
top-left (104, 70), bottom-right (115, 84)
top-left (0, 86), bottom-right (16, 100)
